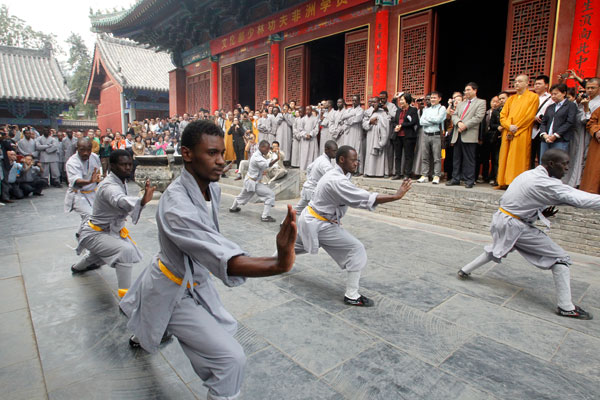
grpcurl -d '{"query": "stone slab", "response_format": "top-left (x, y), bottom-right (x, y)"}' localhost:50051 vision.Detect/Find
top-left (0, 308), bottom-right (39, 370)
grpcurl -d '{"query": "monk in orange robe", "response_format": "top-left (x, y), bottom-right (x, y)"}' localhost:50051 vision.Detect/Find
top-left (497, 75), bottom-right (539, 187)
top-left (224, 112), bottom-right (235, 162)
top-left (580, 106), bottom-right (600, 194)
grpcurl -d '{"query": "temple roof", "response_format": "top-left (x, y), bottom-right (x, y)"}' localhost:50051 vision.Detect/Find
top-left (0, 45), bottom-right (73, 104)
top-left (95, 34), bottom-right (174, 92)
top-left (90, 0), bottom-right (306, 63)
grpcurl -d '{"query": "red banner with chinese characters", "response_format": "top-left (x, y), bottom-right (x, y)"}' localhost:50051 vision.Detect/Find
top-left (372, 8), bottom-right (389, 95)
top-left (210, 0), bottom-right (371, 55)
top-left (567, 0), bottom-right (600, 85)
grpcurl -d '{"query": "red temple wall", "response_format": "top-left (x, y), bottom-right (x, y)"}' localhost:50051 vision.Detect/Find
top-left (97, 82), bottom-right (122, 134)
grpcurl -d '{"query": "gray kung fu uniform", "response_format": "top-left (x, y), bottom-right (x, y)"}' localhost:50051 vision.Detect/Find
top-left (231, 150), bottom-right (275, 218)
top-left (295, 164), bottom-right (378, 273)
top-left (17, 138), bottom-right (37, 158)
top-left (295, 153), bottom-right (335, 213)
top-left (484, 165), bottom-right (600, 268)
top-left (274, 113), bottom-right (293, 162)
top-left (64, 152), bottom-right (102, 224)
top-left (291, 115), bottom-right (303, 168)
top-left (74, 172), bottom-right (144, 290)
top-left (121, 169), bottom-right (247, 399)
top-left (257, 117), bottom-right (273, 144)
top-left (36, 135), bottom-right (60, 182)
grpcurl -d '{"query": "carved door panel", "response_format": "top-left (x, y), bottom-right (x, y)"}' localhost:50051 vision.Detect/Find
top-left (503, 0), bottom-right (556, 90)
top-left (285, 45), bottom-right (308, 106)
top-left (255, 55), bottom-right (269, 111)
top-left (221, 65), bottom-right (233, 112)
top-left (344, 28), bottom-right (368, 104)
top-left (397, 10), bottom-right (435, 98)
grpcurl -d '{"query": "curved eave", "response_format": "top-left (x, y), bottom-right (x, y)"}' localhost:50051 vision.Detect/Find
top-left (90, 0), bottom-right (181, 34)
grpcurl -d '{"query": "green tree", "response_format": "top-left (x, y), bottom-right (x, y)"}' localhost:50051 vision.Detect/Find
top-left (64, 33), bottom-right (95, 120)
top-left (0, 5), bottom-right (60, 50)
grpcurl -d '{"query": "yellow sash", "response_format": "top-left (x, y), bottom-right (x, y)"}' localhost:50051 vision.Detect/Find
top-left (307, 206), bottom-right (333, 223)
top-left (74, 188), bottom-right (97, 194)
top-left (158, 259), bottom-right (197, 288)
top-left (87, 221), bottom-right (137, 245)
top-left (499, 207), bottom-right (521, 220)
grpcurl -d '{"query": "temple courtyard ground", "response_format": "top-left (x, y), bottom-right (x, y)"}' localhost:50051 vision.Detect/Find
top-left (1, 184), bottom-right (599, 399)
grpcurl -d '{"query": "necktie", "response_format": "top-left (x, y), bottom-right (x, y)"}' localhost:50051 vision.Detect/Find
top-left (460, 100), bottom-right (471, 120)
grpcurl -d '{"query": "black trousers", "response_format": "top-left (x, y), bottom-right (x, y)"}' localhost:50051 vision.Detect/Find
top-left (476, 139), bottom-right (501, 182)
top-left (530, 134), bottom-right (541, 169)
top-left (452, 136), bottom-right (477, 185)
top-left (393, 136), bottom-right (417, 177)
top-left (233, 140), bottom-right (245, 167)
top-left (19, 179), bottom-right (44, 196)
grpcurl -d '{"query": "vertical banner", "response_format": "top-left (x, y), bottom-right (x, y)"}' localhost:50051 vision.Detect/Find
top-left (210, 59), bottom-right (219, 112)
top-left (567, 0), bottom-right (600, 85)
top-left (270, 41), bottom-right (280, 101)
top-left (373, 8), bottom-right (390, 95)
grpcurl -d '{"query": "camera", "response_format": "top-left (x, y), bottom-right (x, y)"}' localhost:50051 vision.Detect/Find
top-left (581, 93), bottom-right (589, 99)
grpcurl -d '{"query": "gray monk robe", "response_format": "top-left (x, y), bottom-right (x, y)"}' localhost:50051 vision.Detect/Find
top-left (299, 115), bottom-right (319, 171)
top-left (291, 115), bottom-right (303, 168)
top-left (121, 169), bottom-right (247, 400)
top-left (295, 164), bottom-right (378, 300)
top-left (274, 113), bottom-right (293, 162)
top-left (73, 172), bottom-right (144, 296)
top-left (257, 116), bottom-right (273, 144)
top-left (64, 152), bottom-right (102, 223)
top-left (362, 108), bottom-right (391, 177)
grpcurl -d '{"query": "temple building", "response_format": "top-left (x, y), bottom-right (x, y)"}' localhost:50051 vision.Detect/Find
top-left (89, 0), bottom-right (600, 115)
top-left (0, 45), bottom-right (74, 129)
top-left (84, 34), bottom-right (174, 134)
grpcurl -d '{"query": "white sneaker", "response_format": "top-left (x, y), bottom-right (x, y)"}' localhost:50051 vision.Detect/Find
top-left (417, 175), bottom-right (428, 183)
top-left (432, 176), bottom-right (440, 184)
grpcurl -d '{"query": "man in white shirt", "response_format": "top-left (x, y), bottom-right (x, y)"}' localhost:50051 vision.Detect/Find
top-left (531, 75), bottom-right (552, 168)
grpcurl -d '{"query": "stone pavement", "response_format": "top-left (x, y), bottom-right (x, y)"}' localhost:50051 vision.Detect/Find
top-left (1, 184), bottom-right (600, 400)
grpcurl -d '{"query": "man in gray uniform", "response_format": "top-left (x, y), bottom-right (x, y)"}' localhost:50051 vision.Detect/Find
top-left (229, 140), bottom-right (279, 222)
top-left (295, 145), bottom-right (412, 307)
top-left (36, 128), bottom-right (62, 187)
top-left (64, 138), bottom-right (103, 228)
top-left (294, 140), bottom-right (338, 214)
top-left (121, 120), bottom-right (297, 400)
top-left (458, 149), bottom-right (600, 319)
top-left (71, 149), bottom-right (155, 299)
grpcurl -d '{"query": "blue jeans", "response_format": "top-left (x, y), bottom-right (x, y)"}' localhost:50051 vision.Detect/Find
top-left (539, 140), bottom-right (569, 160)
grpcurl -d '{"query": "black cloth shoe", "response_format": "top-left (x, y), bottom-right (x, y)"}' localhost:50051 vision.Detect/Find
top-left (557, 305), bottom-right (593, 320)
top-left (457, 270), bottom-right (471, 280)
top-left (344, 295), bottom-right (374, 307)
top-left (71, 263), bottom-right (101, 274)
top-left (445, 180), bottom-right (460, 186)
top-left (33, 192), bottom-right (44, 196)
top-left (129, 335), bottom-right (141, 348)
top-left (391, 175), bottom-right (403, 180)
top-left (261, 216), bottom-right (276, 222)
top-left (229, 207), bottom-right (241, 213)
top-left (465, 183), bottom-right (474, 188)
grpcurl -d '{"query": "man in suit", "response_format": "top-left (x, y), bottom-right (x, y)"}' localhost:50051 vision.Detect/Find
top-left (539, 83), bottom-right (577, 159)
top-left (446, 82), bottom-right (486, 188)
top-left (476, 96), bottom-right (500, 184)
top-left (531, 75), bottom-right (552, 168)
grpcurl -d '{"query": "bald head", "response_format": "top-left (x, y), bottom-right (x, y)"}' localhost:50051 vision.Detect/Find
top-left (514, 74), bottom-right (530, 93)
top-left (542, 149), bottom-right (569, 179)
top-left (77, 137), bottom-right (93, 161)
top-left (324, 140), bottom-right (338, 159)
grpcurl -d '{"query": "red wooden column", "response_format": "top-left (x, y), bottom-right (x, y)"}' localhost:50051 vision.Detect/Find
top-left (373, 8), bottom-right (390, 95)
top-left (168, 68), bottom-right (186, 117)
top-left (269, 35), bottom-right (282, 101)
top-left (210, 56), bottom-right (219, 112)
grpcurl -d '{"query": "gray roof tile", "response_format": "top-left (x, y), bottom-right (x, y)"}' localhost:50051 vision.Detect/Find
top-left (96, 34), bottom-right (174, 92)
top-left (0, 46), bottom-right (73, 103)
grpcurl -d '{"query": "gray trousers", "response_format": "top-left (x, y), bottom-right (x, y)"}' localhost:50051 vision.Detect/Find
top-left (168, 295), bottom-right (245, 399)
top-left (41, 161), bottom-right (60, 183)
top-left (420, 134), bottom-right (442, 177)
top-left (232, 182), bottom-right (275, 218)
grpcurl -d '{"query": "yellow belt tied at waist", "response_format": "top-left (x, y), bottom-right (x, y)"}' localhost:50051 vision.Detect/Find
top-left (87, 221), bottom-right (137, 245)
top-left (158, 259), bottom-right (197, 288)
top-left (499, 207), bottom-right (521, 220)
top-left (307, 206), bottom-right (336, 224)
top-left (74, 188), bottom-right (97, 194)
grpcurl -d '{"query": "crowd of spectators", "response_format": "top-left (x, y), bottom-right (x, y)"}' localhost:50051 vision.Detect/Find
top-left (2, 69), bottom-right (599, 206)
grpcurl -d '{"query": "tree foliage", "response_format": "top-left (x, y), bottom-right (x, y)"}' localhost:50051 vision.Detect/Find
top-left (0, 5), bottom-right (60, 51)
top-left (64, 33), bottom-right (95, 119)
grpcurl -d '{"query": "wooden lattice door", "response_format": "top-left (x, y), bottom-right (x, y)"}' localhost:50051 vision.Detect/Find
top-left (397, 10), bottom-right (435, 98)
top-left (255, 55), bottom-right (268, 111)
top-left (344, 28), bottom-right (368, 104)
top-left (502, 0), bottom-right (557, 90)
top-left (285, 45), bottom-right (308, 106)
top-left (221, 65), bottom-right (233, 112)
